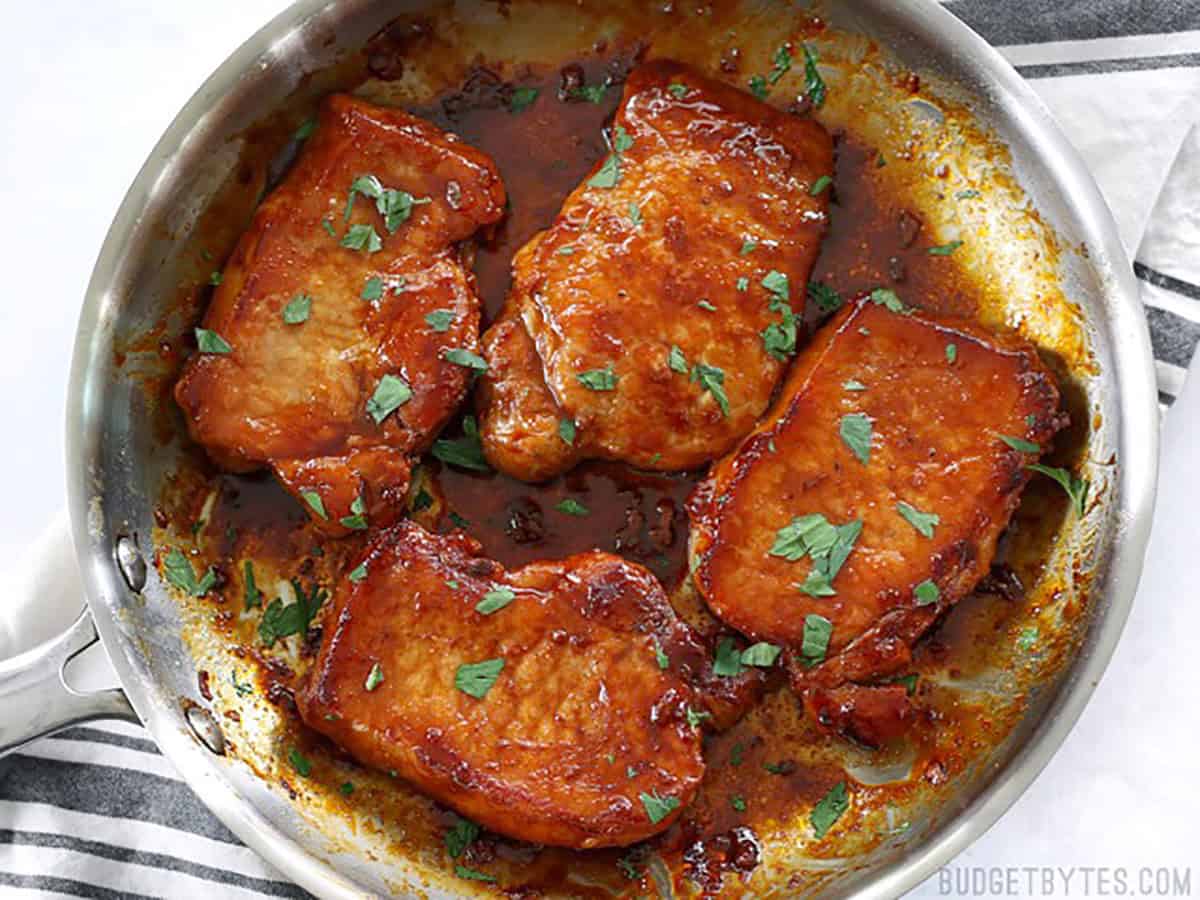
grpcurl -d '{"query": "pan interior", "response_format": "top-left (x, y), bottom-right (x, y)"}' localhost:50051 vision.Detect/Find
top-left (68, 1), bottom-right (1146, 897)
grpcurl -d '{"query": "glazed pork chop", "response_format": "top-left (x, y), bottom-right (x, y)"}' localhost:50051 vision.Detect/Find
top-left (298, 521), bottom-right (709, 849)
top-left (688, 296), bottom-right (1064, 745)
top-left (175, 95), bottom-right (505, 535)
top-left (478, 60), bottom-right (834, 481)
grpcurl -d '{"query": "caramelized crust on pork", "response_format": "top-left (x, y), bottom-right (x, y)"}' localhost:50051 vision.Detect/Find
top-left (297, 521), bottom-right (706, 848)
top-left (688, 298), bottom-right (1064, 744)
top-left (175, 95), bottom-right (505, 534)
top-left (478, 60), bottom-right (833, 480)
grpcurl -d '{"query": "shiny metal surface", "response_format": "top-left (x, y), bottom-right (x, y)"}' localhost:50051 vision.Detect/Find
top-left (51, 0), bottom-right (1158, 897)
top-left (0, 610), bottom-right (137, 758)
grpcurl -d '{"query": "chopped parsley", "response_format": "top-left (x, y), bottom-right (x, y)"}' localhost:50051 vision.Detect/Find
top-left (361, 277), bottom-right (384, 301)
top-left (321, 218), bottom-right (336, 237)
top-left (668, 82), bottom-right (689, 99)
top-left (243, 561), bottom-right (261, 610)
top-left (811, 781), bottom-right (849, 838)
top-left (209, 271), bottom-right (223, 287)
top-left (691, 362), bottom-right (730, 417)
top-left (282, 294), bottom-right (311, 324)
top-left (259, 580), bottom-right (328, 647)
top-left (896, 501), bottom-right (939, 538)
top-left (914, 579), bottom-right (940, 606)
top-left (840, 412), bottom-right (873, 465)
top-left (629, 201), bottom-right (643, 228)
top-left (340, 495), bottom-right (368, 531)
top-left (163, 549), bottom-right (217, 597)
top-left (443, 348), bottom-right (488, 373)
top-left (476, 588), bottom-right (516, 615)
top-left (588, 125), bottom-right (634, 189)
top-left (445, 816), bottom-right (480, 859)
top-left (366, 374), bottom-right (412, 423)
top-left (843, 379), bottom-right (867, 391)
top-left (762, 270), bottom-right (789, 302)
top-left (740, 238), bottom-right (759, 255)
top-left (557, 245), bottom-right (576, 256)
top-left (654, 640), bottom-right (670, 670)
top-left (736, 276), bottom-right (749, 292)
top-left (731, 795), bottom-right (747, 813)
top-left (741, 642), bottom-right (782, 667)
top-left (713, 637), bottom-right (745, 677)
top-left (1028, 463), bottom-right (1090, 515)
top-left (687, 707), bottom-right (711, 728)
top-left (455, 866), bottom-right (496, 884)
top-left (577, 365), bottom-right (618, 391)
top-left (748, 75), bottom-right (768, 100)
top-left (640, 790), bottom-right (680, 825)
top-left (800, 613), bottom-right (834, 667)
top-left (810, 174), bottom-right (833, 196)
top-left (364, 662), bottom-right (384, 691)
top-left (340, 223), bottom-right (382, 253)
top-left (294, 119), bottom-right (316, 141)
top-left (558, 418), bottom-right (577, 446)
top-left (425, 309), bottom-right (455, 332)
top-left (730, 743), bottom-right (745, 766)
top-left (956, 189), bottom-right (981, 200)
top-left (288, 747), bottom-right (312, 777)
top-left (432, 416), bottom-right (490, 472)
top-left (195, 328), bottom-right (232, 355)
top-left (454, 658), bottom-right (505, 699)
top-left (697, 299), bottom-right (717, 312)
top-left (928, 240), bottom-right (964, 256)
top-left (300, 490), bottom-right (327, 520)
top-left (348, 562), bottom-right (368, 583)
top-left (1000, 434), bottom-right (1041, 453)
top-left (771, 513), bottom-right (862, 597)
top-left (668, 345), bottom-right (688, 374)
top-left (568, 82), bottom-right (609, 104)
top-left (946, 343), bottom-right (958, 364)
top-left (870, 287), bottom-right (908, 313)
top-left (1017, 625), bottom-right (1040, 651)
top-left (808, 281), bottom-right (843, 314)
top-left (547, 495), bottom-right (587, 517)
top-left (803, 44), bottom-right (827, 107)
top-left (339, 781), bottom-right (355, 796)
top-left (509, 85), bottom-right (540, 113)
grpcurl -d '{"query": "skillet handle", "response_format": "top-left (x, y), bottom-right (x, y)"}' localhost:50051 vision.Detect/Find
top-left (0, 605), bottom-right (138, 760)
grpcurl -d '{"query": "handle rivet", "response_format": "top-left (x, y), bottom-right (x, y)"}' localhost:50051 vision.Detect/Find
top-left (115, 536), bottom-right (147, 593)
top-left (185, 704), bottom-right (226, 755)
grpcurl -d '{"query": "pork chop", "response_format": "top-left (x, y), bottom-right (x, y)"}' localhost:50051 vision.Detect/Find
top-left (297, 521), bottom-right (708, 848)
top-left (478, 59), bottom-right (833, 480)
top-left (688, 296), bottom-right (1064, 745)
top-left (175, 95), bottom-right (505, 535)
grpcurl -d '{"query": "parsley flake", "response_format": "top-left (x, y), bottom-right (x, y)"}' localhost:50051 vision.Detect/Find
top-left (364, 662), bottom-right (384, 691)
top-left (558, 418), bottom-right (577, 446)
top-left (668, 345), bottom-right (688, 374)
top-left (366, 374), bottom-right (413, 423)
top-left (432, 416), bottom-right (490, 471)
top-left (713, 637), bottom-right (744, 677)
top-left (654, 640), bottom-right (670, 670)
top-left (362, 277), bottom-right (384, 301)
top-left (288, 747), bottom-right (312, 777)
top-left (443, 348), bottom-right (488, 373)
top-left (1000, 434), bottom-right (1041, 453)
top-left (810, 174), bottom-right (833, 196)
top-left (577, 365), bottom-right (618, 391)
top-left (811, 781), bottom-right (849, 838)
top-left (555, 498), bottom-right (590, 517)
top-left (870, 287), bottom-right (908, 313)
top-left (801, 613), bottom-right (833, 667)
top-left (808, 281), bottom-right (843, 314)
top-left (946, 343), bottom-right (958, 364)
top-left (844, 379), bottom-right (867, 391)
top-left (243, 561), bottom-right (261, 610)
top-left (195, 328), bottom-right (232, 355)
top-left (741, 642), bottom-right (782, 667)
top-left (476, 588), bottom-right (516, 615)
top-left (640, 790), bottom-right (680, 825)
top-left (425, 309), bottom-right (455, 332)
top-left (455, 658), bottom-right (505, 699)
top-left (1028, 463), bottom-right (1090, 515)
top-left (455, 866), bottom-right (496, 884)
top-left (928, 240), bottom-right (964, 256)
top-left (281, 293), bottom-right (312, 324)
top-left (348, 562), bottom-right (368, 583)
top-left (668, 82), bottom-right (689, 99)
top-left (896, 501), bottom-right (939, 538)
top-left (341, 223), bottom-right (382, 253)
top-left (509, 85), bottom-right (539, 113)
top-left (731, 795), bottom-right (747, 813)
top-left (339, 494), bottom-right (368, 531)
top-left (840, 412), bottom-right (873, 464)
top-left (163, 548), bottom-right (217, 597)
top-left (446, 816), bottom-right (481, 858)
top-left (914, 579), bottom-right (940, 606)
top-left (691, 362), bottom-right (730, 417)
top-left (803, 45), bottom-right (827, 107)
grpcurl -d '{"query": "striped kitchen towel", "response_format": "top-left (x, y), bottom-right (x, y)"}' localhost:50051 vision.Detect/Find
top-left (1, 2), bottom-right (1198, 898)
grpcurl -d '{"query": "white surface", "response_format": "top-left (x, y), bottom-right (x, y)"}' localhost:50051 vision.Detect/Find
top-left (0, 1), bottom-right (1197, 896)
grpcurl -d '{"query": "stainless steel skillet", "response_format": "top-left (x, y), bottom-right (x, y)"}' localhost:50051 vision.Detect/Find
top-left (0, 0), bottom-right (1158, 897)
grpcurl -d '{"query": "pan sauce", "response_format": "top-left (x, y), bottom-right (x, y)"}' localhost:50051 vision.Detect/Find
top-left (144, 3), bottom-right (1100, 896)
